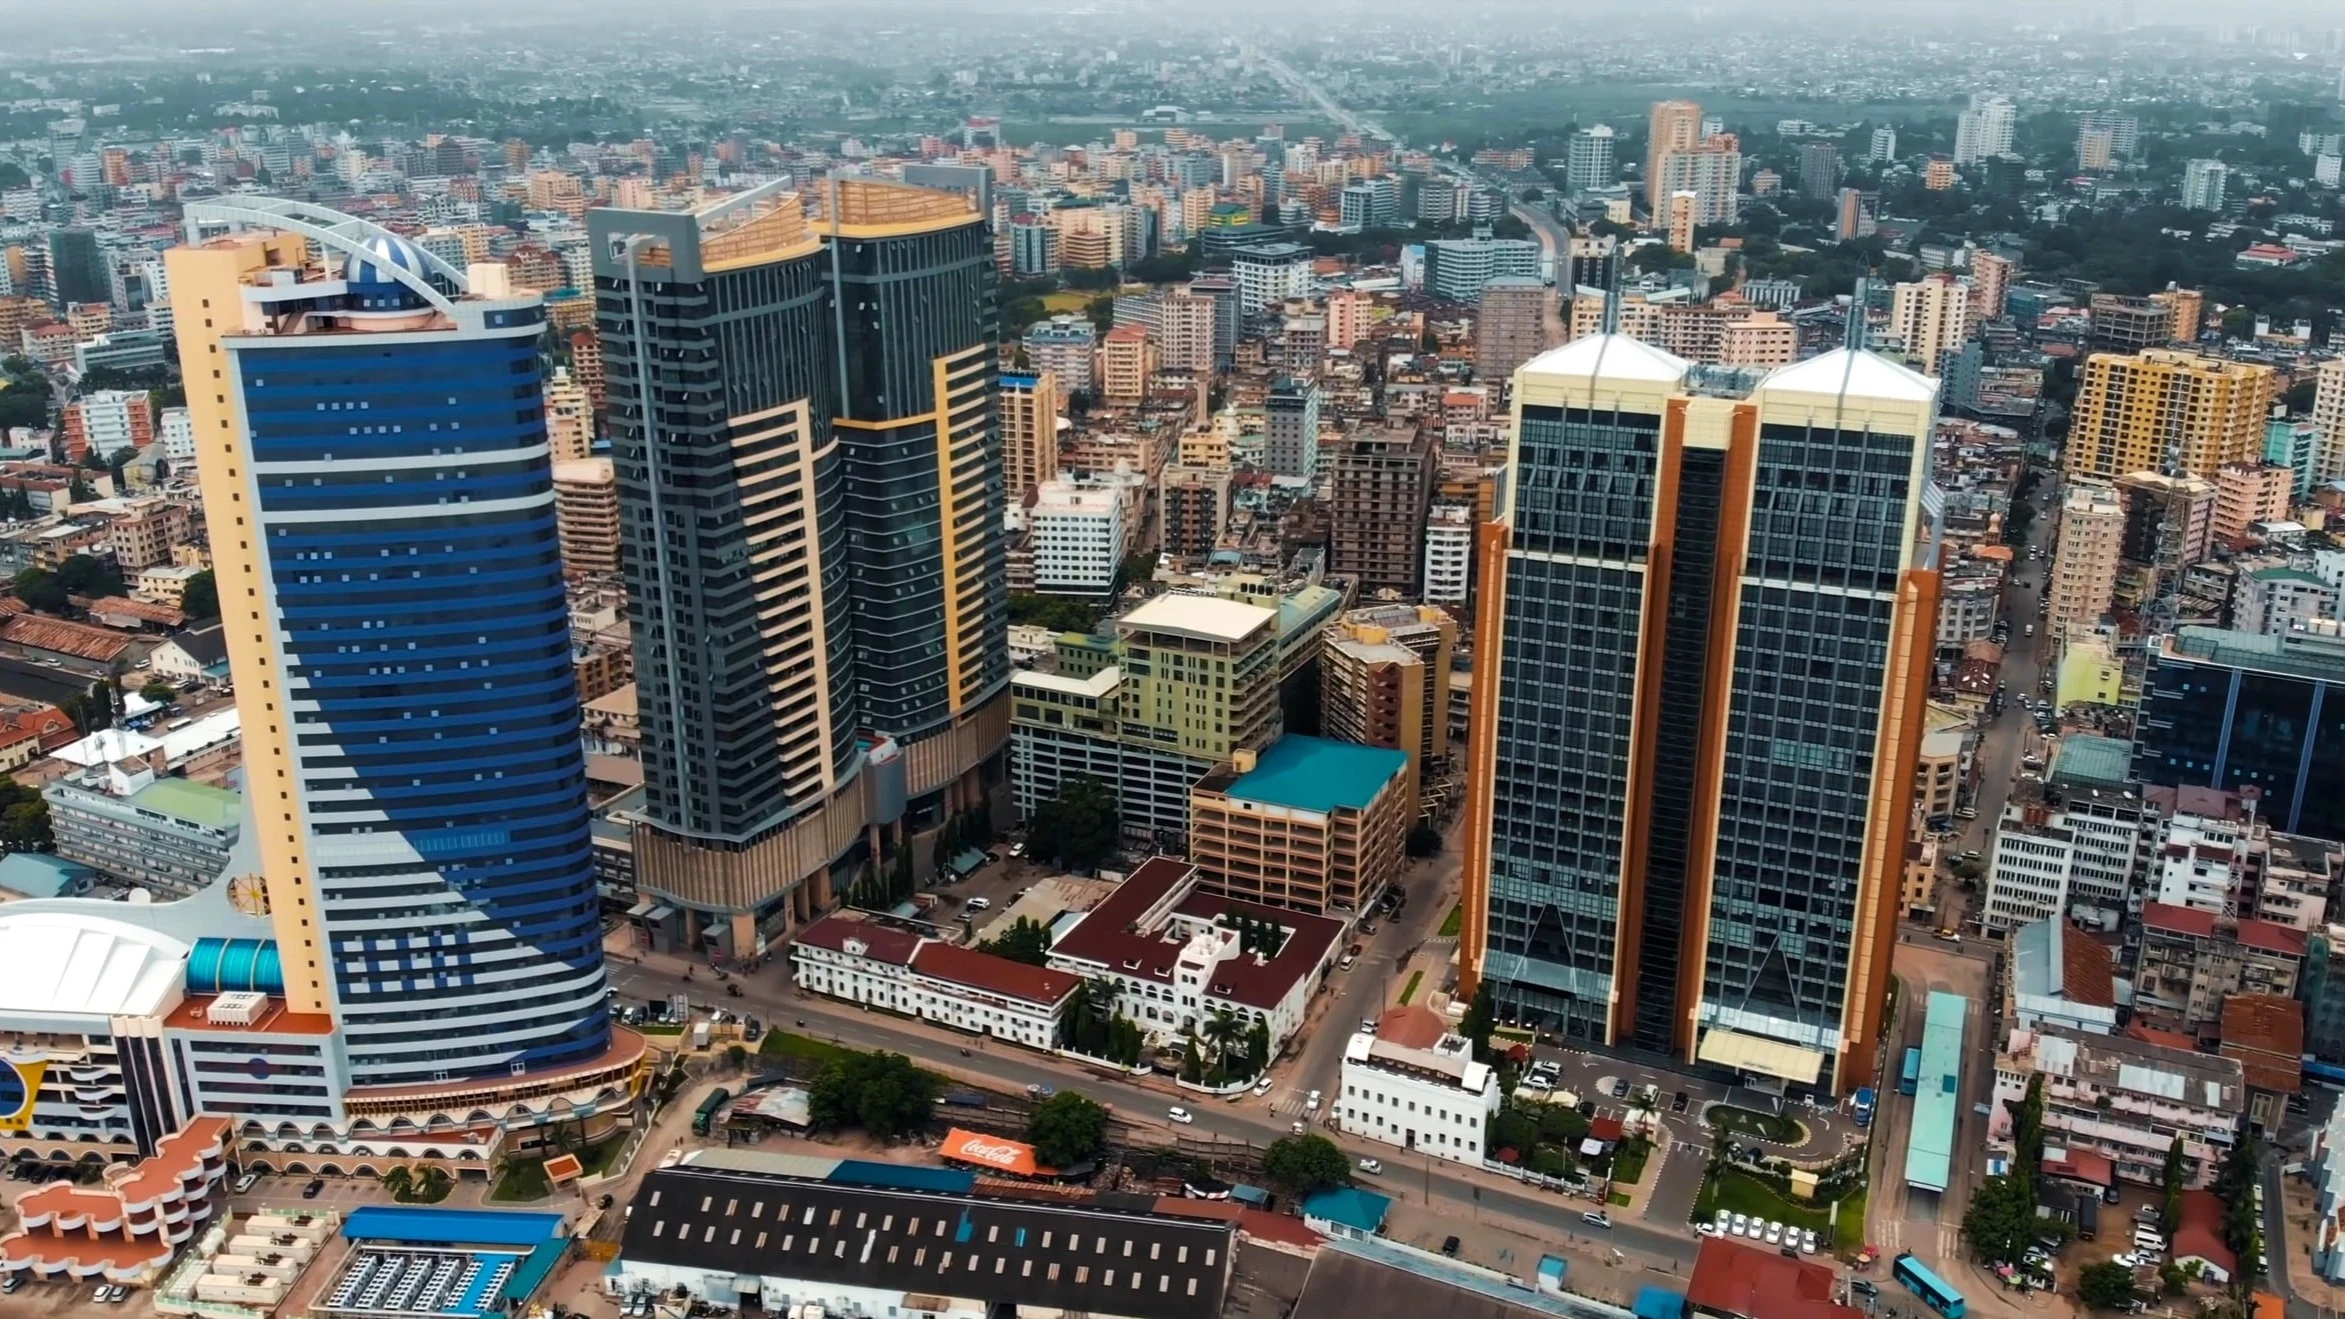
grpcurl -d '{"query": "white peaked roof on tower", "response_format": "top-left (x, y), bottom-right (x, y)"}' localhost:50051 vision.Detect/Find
top-left (1517, 332), bottom-right (1692, 384)
top-left (1762, 347), bottom-right (1939, 403)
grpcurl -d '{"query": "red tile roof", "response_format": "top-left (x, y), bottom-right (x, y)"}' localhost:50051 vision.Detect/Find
top-left (2220, 994), bottom-right (2305, 1094)
top-left (912, 941), bottom-right (1083, 1008)
top-left (1047, 856), bottom-right (1343, 1010)
top-left (792, 913), bottom-right (922, 966)
top-left (2174, 1189), bottom-right (2237, 1276)
top-left (0, 614), bottom-right (131, 662)
top-left (2042, 1148), bottom-right (2114, 1189)
top-left (2061, 923), bottom-right (2117, 1008)
top-left (2123, 1021), bottom-right (2201, 1052)
top-left (1686, 1237), bottom-right (1862, 1319)
top-left (2140, 902), bottom-right (2306, 957)
top-left (1375, 1004), bottom-right (1447, 1051)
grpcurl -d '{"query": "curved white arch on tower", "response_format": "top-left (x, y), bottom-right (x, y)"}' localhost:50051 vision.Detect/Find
top-left (182, 196), bottom-right (465, 317)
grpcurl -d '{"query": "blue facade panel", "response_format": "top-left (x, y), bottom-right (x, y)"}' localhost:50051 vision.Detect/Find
top-left (237, 315), bottom-right (608, 1087)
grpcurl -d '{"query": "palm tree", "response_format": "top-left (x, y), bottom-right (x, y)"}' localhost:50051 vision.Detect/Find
top-left (1201, 1007), bottom-right (1245, 1074)
top-left (380, 1166), bottom-right (414, 1201)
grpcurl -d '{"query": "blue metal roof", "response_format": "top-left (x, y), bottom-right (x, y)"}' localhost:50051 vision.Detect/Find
top-left (828, 1160), bottom-right (975, 1194)
top-left (343, 1206), bottom-right (565, 1247)
top-left (186, 938), bottom-right (284, 996)
top-left (1301, 1186), bottom-right (1390, 1233)
top-left (1905, 990), bottom-right (1967, 1193)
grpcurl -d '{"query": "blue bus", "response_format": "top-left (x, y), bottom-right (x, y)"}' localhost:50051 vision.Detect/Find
top-left (1900, 1046), bottom-right (1923, 1096)
top-left (1893, 1252), bottom-right (1966, 1318)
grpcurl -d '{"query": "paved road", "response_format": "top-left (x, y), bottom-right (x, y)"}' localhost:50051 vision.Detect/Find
top-left (610, 948), bottom-right (1706, 1269)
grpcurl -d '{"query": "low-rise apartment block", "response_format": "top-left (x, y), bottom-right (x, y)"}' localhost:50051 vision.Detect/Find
top-left (1992, 1023), bottom-right (2243, 1188)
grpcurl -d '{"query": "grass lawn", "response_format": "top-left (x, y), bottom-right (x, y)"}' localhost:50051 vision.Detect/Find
top-left (1609, 1190), bottom-right (1632, 1207)
top-left (636, 1023), bottom-right (684, 1037)
top-left (489, 1159), bottom-right (552, 1203)
top-left (1707, 1105), bottom-right (1806, 1145)
top-left (1398, 970), bottom-right (1425, 1005)
top-left (1609, 1138), bottom-right (1652, 1186)
top-left (1691, 1167), bottom-right (1834, 1235)
top-left (756, 1031), bottom-right (852, 1069)
top-left (1439, 902), bottom-right (1463, 938)
top-left (1830, 1182), bottom-right (1869, 1254)
top-left (1040, 290), bottom-right (1096, 313)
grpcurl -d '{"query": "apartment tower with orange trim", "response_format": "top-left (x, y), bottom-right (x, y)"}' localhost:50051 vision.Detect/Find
top-left (1459, 333), bottom-right (1940, 1095)
top-left (590, 179), bottom-right (1006, 958)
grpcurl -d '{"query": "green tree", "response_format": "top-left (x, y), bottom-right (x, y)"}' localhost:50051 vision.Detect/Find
top-left (1201, 1006), bottom-right (1246, 1079)
top-left (1029, 775), bottom-right (1119, 871)
top-left (2077, 1261), bottom-right (2138, 1311)
top-left (138, 680), bottom-right (176, 703)
top-left (1179, 1034), bottom-right (1203, 1083)
top-left (1244, 1017), bottom-right (1272, 1080)
top-left (807, 1049), bottom-right (943, 1141)
top-left (1007, 592), bottom-right (1104, 632)
top-left (380, 1166), bottom-right (414, 1200)
top-left (1406, 824), bottom-right (1443, 857)
top-left (1027, 1091), bottom-right (1111, 1168)
top-left (1260, 1134), bottom-right (1351, 1199)
top-left (2012, 1074), bottom-right (2046, 1194)
top-left (53, 554), bottom-right (125, 601)
top-left (1459, 982), bottom-right (1496, 1061)
top-left (414, 1165), bottom-right (452, 1203)
top-left (11, 566), bottom-right (64, 613)
top-left (1084, 294), bottom-right (1116, 334)
top-left (2161, 1135), bottom-right (2187, 1236)
top-left (1961, 1172), bottom-right (2038, 1266)
top-left (978, 917), bottom-right (1054, 966)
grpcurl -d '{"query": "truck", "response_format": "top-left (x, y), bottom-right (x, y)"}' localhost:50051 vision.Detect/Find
top-left (692, 1020), bottom-right (712, 1051)
top-left (692, 1087), bottom-right (732, 1136)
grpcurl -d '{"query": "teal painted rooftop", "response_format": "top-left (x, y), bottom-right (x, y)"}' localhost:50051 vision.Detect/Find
top-left (1225, 736), bottom-right (1407, 813)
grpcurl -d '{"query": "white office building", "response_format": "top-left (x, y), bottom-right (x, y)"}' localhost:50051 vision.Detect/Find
top-left (1983, 781), bottom-right (2149, 933)
top-left (1030, 478), bottom-right (1128, 598)
top-left (158, 406), bottom-right (195, 462)
top-left (2182, 159), bottom-right (2229, 212)
top-left (1954, 96), bottom-right (2017, 165)
top-left (1231, 243), bottom-right (1313, 314)
top-left (1336, 1005), bottom-right (1499, 1166)
top-left (1423, 503), bottom-right (1473, 605)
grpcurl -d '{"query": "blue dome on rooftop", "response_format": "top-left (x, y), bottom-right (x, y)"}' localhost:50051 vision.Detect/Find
top-left (343, 232), bottom-right (426, 288)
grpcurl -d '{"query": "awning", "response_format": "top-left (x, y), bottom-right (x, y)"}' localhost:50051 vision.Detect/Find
top-left (643, 905), bottom-right (675, 923)
top-left (1696, 1028), bottom-right (1825, 1085)
top-left (625, 899), bottom-right (655, 918)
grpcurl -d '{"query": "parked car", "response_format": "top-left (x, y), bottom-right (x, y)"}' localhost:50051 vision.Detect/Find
top-left (965, 897), bottom-right (991, 912)
top-left (1441, 1236), bottom-right (1461, 1257)
top-left (302, 1178), bottom-right (325, 1199)
top-left (233, 1169), bottom-right (261, 1194)
top-left (1730, 1213), bottom-right (1749, 1237)
top-left (1801, 1228), bottom-right (1818, 1254)
top-left (1764, 1221), bottom-right (1784, 1245)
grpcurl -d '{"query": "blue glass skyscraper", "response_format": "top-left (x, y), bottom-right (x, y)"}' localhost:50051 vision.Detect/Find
top-left (169, 205), bottom-right (608, 1091)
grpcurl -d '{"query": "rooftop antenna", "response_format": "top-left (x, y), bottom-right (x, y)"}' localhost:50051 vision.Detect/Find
top-left (1845, 275), bottom-right (1871, 352)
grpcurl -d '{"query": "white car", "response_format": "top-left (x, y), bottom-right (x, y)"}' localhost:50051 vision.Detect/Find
top-left (1358, 1158), bottom-right (1384, 1175)
top-left (965, 897), bottom-right (991, 911)
top-left (1008, 842), bottom-right (1026, 857)
top-left (1730, 1213), bottom-right (1749, 1237)
top-left (1713, 1210), bottom-right (1730, 1235)
top-left (233, 1170), bottom-right (261, 1194)
top-left (1167, 1106), bottom-right (1194, 1125)
top-left (1801, 1228), bottom-right (1818, 1254)
top-left (1525, 1074), bottom-right (1553, 1091)
top-left (2113, 1252), bottom-right (2143, 1268)
top-left (1305, 1090), bottom-right (1322, 1111)
top-left (1764, 1221), bottom-right (1784, 1245)
top-left (1253, 1076), bottom-right (1275, 1095)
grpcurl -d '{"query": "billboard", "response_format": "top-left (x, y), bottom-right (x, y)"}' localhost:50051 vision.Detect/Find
top-left (0, 1059), bottom-right (46, 1133)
